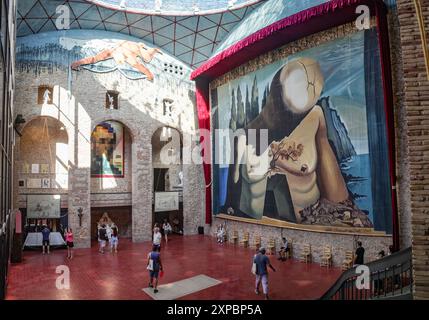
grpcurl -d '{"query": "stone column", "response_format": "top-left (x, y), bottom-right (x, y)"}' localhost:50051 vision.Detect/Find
top-left (182, 162), bottom-right (205, 235)
top-left (132, 137), bottom-right (153, 242)
top-left (396, 0), bottom-right (429, 300)
top-left (67, 98), bottom-right (92, 248)
top-left (182, 133), bottom-right (205, 235)
top-left (68, 167), bottom-right (91, 248)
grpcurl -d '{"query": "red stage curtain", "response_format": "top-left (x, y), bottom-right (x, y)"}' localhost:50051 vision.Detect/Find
top-left (191, 0), bottom-right (383, 80)
top-left (195, 78), bottom-right (212, 225)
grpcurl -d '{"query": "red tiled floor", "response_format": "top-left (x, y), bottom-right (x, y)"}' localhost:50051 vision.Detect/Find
top-left (6, 235), bottom-right (341, 300)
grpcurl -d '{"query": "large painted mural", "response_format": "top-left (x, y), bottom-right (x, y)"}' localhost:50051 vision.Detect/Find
top-left (212, 29), bottom-right (393, 234)
top-left (15, 30), bottom-right (191, 82)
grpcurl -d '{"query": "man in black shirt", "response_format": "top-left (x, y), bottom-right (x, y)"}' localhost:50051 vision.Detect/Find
top-left (354, 241), bottom-right (365, 265)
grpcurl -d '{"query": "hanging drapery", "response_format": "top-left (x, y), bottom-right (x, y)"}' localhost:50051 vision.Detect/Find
top-left (195, 78), bottom-right (212, 225)
top-left (191, 0), bottom-right (386, 81)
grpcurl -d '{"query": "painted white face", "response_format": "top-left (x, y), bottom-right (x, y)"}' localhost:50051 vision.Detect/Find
top-left (280, 58), bottom-right (324, 114)
top-left (283, 68), bottom-right (309, 113)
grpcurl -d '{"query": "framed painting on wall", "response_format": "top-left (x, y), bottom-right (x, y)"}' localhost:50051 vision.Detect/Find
top-left (40, 164), bottom-right (49, 174)
top-left (42, 178), bottom-right (50, 188)
top-left (91, 121), bottom-right (124, 177)
top-left (155, 192), bottom-right (179, 212)
top-left (22, 162), bottom-right (30, 174)
top-left (27, 195), bottom-right (61, 219)
top-left (31, 164), bottom-right (39, 174)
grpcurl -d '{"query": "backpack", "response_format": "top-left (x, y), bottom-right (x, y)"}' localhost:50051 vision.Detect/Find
top-left (99, 228), bottom-right (107, 241)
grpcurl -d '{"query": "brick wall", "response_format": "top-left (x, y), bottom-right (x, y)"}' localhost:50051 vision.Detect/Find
top-left (14, 51), bottom-right (206, 247)
top-left (396, 0), bottom-right (429, 300)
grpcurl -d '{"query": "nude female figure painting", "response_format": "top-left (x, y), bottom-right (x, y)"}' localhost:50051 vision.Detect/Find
top-left (71, 40), bottom-right (162, 81)
top-left (223, 57), bottom-right (372, 228)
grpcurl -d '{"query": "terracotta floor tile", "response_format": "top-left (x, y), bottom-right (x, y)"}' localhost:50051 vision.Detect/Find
top-left (6, 235), bottom-right (341, 300)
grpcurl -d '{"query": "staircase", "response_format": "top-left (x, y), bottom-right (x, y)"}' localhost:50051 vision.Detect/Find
top-left (320, 247), bottom-right (413, 300)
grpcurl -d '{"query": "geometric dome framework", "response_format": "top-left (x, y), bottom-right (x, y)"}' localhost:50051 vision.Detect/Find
top-left (17, 0), bottom-right (264, 68)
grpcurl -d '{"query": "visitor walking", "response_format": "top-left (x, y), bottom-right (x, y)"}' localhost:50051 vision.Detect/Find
top-left (162, 219), bottom-right (172, 243)
top-left (65, 227), bottom-right (74, 259)
top-left (110, 223), bottom-right (119, 253)
top-left (153, 226), bottom-right (162, 252)
top-left (42, 225), bottom-right (50, 254)
top-left (253, 247), bottom-right (276, 300)
top-left (354, 241), bottom-right (365, 265)
top-left (147, 245), bottom-right (163, 293)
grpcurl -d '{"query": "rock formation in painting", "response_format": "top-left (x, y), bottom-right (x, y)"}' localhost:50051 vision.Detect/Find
top-left (318, 97), bottom-right (357, 162)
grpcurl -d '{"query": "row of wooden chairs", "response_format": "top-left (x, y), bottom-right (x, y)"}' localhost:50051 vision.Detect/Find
top-left (229, 230), bottom-right (293, 256)
top-left (300, 244), bottom-right (355, 269)
top-left (225, 231), bottom-right (355, 268)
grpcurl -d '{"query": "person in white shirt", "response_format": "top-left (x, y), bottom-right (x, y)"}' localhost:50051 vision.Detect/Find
top-left (162, 219), bottom-right (172, 243)
top-left (278, 237), bottom-right (289, 261)
top-left (153, 226), bottom-right (162, 252)
top-left (106, 224), bottom-right (112, 244)
top-left (217, 224), bottom-right (226, 243)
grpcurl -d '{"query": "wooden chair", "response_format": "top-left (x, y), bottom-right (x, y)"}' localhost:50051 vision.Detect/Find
top-left (286, 239), bottom-right (293, 259)
top-left (267, 238), bottom-right (276, 255)
top-left (230, 230), bottom-right (239, 245)
top-left (300, 244), bottom-right (311, 263)
top-left (342, 250), bottom-right (354, 271)
top-left (222, 232), bottom-right (228, 243)
top-left (240, 232), bottom-right (249, 247)
top-left (253, 235), bottom-right (261, 250)
top-left (279, 239), bottom-right (293, 260)
top-left (320, 245), bottom-right (332, 268)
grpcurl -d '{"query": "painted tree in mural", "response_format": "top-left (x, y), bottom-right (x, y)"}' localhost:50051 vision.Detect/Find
top-left (229, 89), bottom-right (237, 132)
top-left (261, 85), bottom-right (269, 109)
top-left (236, 86), bottom-right (245, 129)
top-left (250, 76), bottom-right (260, 120)
top-left (245, 86), bottom-right (251, 125)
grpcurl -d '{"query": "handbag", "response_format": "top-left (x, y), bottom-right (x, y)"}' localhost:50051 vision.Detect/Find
top-left (147, 258), bottom-right (154, 271)
top-left (251, 262), bottom-right (257, 275)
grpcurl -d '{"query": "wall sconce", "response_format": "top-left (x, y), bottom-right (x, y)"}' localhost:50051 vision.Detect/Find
top-left (77, 207), bottom-right (83, 227)
top-left (14, 114), bottom-right (26, 137)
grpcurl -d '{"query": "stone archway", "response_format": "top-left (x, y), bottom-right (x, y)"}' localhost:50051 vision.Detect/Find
top-left (151, 126), bottom-right (183, 234)
top-left (15, 116), bottom-right (69, 233)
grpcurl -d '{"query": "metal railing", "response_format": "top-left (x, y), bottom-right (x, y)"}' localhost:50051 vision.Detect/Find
top-left (320, 247), bottom-right (413, 300)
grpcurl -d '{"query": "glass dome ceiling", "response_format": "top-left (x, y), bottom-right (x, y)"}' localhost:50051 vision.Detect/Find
top-left (86, 0), bottom-right (264, 15)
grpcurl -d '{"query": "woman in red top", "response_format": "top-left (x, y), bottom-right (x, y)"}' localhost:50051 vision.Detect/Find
top-left (65, 227), bottom-right (74, 259)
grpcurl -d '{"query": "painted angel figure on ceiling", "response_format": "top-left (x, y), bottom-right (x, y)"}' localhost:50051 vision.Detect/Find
top-left (71, 40), bottom-right (162, 81)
